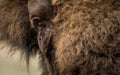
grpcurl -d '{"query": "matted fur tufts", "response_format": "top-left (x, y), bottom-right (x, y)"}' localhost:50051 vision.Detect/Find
top-left (0, 0), bottom-right (39, 68)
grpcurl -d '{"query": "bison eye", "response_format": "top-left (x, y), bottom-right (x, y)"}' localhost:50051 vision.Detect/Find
top-left (33, 18), bottom-right (41, 26)
top-left (38, 22), bottom-right (46, 28)
top-left (31, 17), bottom-right (47, 31)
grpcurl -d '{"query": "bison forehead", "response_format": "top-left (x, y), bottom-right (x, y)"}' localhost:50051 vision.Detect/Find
top-left (28, 0), bottom-right (51, 13)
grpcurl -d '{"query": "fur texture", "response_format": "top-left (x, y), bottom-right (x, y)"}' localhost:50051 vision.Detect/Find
top-left (0, 0), bottom-right (120, 75)
top-left (0, 0), bottom-right (38, 69)
top-left (53, 0), bottom-right (120, 75)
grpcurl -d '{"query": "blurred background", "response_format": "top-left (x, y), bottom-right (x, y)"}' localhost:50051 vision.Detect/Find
top-left (0, 44), bottom-right (41, 75)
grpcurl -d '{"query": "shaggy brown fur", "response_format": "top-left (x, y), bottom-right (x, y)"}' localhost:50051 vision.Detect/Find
top-left (0, 0), bottom-right (38, 69)
top-left (53, 0), bottom-right (120, 75)
top-left (0, 0), bottom-right (120, 75)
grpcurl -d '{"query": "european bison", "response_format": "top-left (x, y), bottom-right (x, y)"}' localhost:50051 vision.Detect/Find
top-left (0, 0), bottom-right (120, 75)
